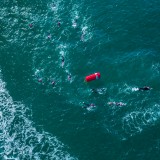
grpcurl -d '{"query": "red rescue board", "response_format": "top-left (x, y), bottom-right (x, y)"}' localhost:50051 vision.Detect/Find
top-left (85, 72), bottom-right (101, 82)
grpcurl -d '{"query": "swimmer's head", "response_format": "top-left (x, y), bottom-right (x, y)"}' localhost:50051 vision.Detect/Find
top-left (29, 24), bottom-right (33, 28)
top-left (58, 22), bottom-right (61, 27)
top-left (51, 81), bottom-right (55, 85)
top-left (38, 78), bottom-right (42, 82)
top-left (47, 35), bottom-right (51, 39)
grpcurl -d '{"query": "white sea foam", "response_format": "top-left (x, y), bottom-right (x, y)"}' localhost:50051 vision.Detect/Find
top-left (131, 87), bottom-right (139, 92)
top-left (0, 75), bottom-right (77, 159)
top-left (122, 105), bottom-right (160, 137)
top-left (70, 4), bottom-right (80, 28)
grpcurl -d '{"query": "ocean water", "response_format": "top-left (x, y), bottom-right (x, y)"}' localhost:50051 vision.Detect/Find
top-left (1, 0), bottom-right (160, 159)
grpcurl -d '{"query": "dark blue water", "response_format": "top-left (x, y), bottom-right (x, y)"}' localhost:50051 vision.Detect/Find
top-left (1, 0), bottom-right (160, 159)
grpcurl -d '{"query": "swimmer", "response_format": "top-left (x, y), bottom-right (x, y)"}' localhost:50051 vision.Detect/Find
top-left (38, 78), bottom-right (42, 83)
top-left (67, 74), bottom-right (71, 81)
top-left (38, 78), bottom-right (44, 85)
top-left (116, 102), bottom-right (126, 106)
top-left (72, 20), bottom-right (77, 28)
top-left (82, 102), bottom-right (96, 109)
top-left (29, 23), bottom-right (33, 28)
top-left (61, 56), bottom-right (65, 67)
top-left (51, 3), bottom-right (56, 8)
top-left (51, 81), bottom-right (55, 86)
top-left (47, 34), bottom-right (51, 39)
top-left (91, 89), bottom-right (98, 93)
top-left (90, 103), bottom-right (96, 107)
top-left (138, 86), bottom-right (152, 91)
top-left (58, 21), bottom-right (61, 27)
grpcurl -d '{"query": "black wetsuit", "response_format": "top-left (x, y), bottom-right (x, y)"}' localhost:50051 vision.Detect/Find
top-left (61, 56), bottom-right (64, 62)
top-left (139, 87), bottom-right (150, 91)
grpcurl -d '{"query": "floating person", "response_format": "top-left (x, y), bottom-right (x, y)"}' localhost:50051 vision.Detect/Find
top-left (138, 86), bottom-right (152, 91)
top-left (57, 21), bottom-right (61, 27)
top-left (47, 34), bottom-right (51, 39)
top-left (51, 3), bottom-right (56, 9)
top-left (29, 23), bottom-right (33, 28)
top-left (51, 81), bottom-right (55, 86)
top-left (37, 78), bottom-right (44, 85)
top-left (107, 102), bottom-right (126, 106)
top-left (132, 86), bottom-right (152, 91)
top-left (38, 78), bottom-right (42, 83)
top-left (61, 56), bottom-right (65, 67)
top-left (91, 89), bottom-right (98, 93)
top-left (116, 102), bottom-right (126, 106)
top-left (82, 102), bottom-right (96, 109)
top-left (67, 73), bottom-right (72, 81)
top-left (35, 70), bottom-right (43, 84)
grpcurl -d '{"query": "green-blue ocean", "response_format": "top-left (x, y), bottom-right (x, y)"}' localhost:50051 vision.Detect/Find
top-left (1, 0), bottom-right (160, 159)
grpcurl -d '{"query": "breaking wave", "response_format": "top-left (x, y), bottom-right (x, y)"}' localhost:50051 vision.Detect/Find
top-left (0, 72), bottom-right (77, 160)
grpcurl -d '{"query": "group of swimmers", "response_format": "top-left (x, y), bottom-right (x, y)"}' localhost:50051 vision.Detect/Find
top-left (29, 20), bottom-right (153, 110)
top-left (37, 71), bottom-right (152, 109)
top-left (37, 74), bottom-right (71, 87)
top-left (29, 13), bottom-right (84, 85)
top-left (29, 21), bottom-right (61, 28)
top-left (82, 86), bottom-right (152, 110)
top-left (36, 47), bottom-right (72, 85)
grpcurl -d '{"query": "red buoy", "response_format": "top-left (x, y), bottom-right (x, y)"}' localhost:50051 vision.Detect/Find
top-left (85, 72), bottom-right (101, 82)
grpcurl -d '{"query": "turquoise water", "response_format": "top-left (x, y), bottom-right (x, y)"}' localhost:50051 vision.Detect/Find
top-left (1, 0), bottom-right (160, 159)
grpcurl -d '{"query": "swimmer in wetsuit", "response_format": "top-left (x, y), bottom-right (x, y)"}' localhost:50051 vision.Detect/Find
top-left (58, 21), bottom-right (61, 27)
top-left (51, 81), bottom-right (55, 86)
top-left (29, 23), bottom-right (33, 28)
top-left (38, 78), bottom-right (42, 82)
top-left (61, 56), bottom-right (65, 67)
top-left (138, 86), bottom-right (152, 91)
top-left (91, 89), bottom-right (98, 93)
top-left (68, 73), bottom-right (71, 81)
top-left (115, 102), bottom-right (126, 106)
top-left (82, 102), bottom-right (96, 109)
